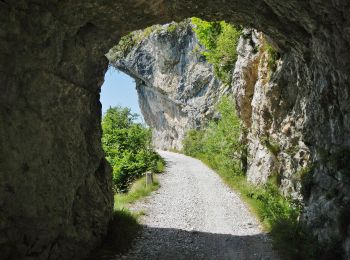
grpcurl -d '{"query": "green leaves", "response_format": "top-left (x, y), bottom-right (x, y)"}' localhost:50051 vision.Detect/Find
top-left (191, 18), bottom-right (242, 85)
top-left (183, 96), bottom-right (244, 175)
top-left (102, 106), bottom-right (164, 193)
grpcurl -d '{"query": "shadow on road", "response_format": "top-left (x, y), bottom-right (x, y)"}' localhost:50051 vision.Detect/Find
top-left (88, 224), bottom-right (277, 260)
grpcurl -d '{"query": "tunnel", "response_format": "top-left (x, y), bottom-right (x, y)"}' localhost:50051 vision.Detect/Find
top-left (0, 0), bottom-right (349, 259)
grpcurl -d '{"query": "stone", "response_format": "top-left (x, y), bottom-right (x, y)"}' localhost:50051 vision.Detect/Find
top-left (109, 20), bottom-right (226, 150)
top-left (0, 0), bottom-right (350, 259)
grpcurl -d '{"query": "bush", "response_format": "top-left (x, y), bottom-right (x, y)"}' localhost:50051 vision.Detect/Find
top-left (191, 17), bottom-right (242, 85)
top-left (102, 106), bottom-right (164, 192)
top-left (183, 129), bottom-right (204, 156)
top-left (183, 96), bottom-right (244, 175)
top-left (266, 42), bottom-right (280, 72)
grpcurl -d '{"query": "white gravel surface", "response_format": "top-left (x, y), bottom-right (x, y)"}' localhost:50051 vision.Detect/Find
top-left (116, 151), bottom-right (279, 260)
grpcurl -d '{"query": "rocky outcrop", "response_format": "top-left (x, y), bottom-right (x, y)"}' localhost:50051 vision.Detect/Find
top-left (232, 30), bottom-right (310, 198)
top-left (109, 21), bottom-right (226, 150)
top-left (1, 0), bottom-right (350, 259)
top-left (234, 28), bottom-right (350, 257)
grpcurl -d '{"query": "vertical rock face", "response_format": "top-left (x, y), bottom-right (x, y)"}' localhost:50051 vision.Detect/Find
top-left (110, 21), bottom-right (226, 150)
top-left (233, 30), bottom-right (311, 199)
top-left (233, 29), bottom-right (350, 257)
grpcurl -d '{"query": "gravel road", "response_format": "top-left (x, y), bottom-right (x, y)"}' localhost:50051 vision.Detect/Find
top-left (116, 151), bottom-right (279, 260)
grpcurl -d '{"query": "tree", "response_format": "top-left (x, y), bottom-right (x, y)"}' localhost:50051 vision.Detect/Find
top-left (102, 106), bottom-right (163, 192)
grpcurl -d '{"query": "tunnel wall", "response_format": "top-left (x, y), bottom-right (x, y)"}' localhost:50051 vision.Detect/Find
top-left (0, 0), bottom-right (349, 259)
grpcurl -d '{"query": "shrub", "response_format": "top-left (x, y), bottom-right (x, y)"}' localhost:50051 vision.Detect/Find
top-left (265, 42), bottom-right (280, 72)
top-left (183, 129), bottom-right (204, 156)
top-left (102, 106), bottom-right (164, 192)
top-left (183, 96), bottom-right (245, 175)
top-left (191, 17), bottom-right (242, 85)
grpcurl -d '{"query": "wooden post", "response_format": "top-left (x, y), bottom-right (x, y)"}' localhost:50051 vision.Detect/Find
top-left (145, 171), bottom-right (153, 187)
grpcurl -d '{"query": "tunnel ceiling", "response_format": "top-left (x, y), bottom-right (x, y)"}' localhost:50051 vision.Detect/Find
top-left (1, 0), bottom-right (350, 259)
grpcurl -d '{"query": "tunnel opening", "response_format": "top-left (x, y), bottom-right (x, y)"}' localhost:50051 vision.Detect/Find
top-left (93, 18), bottom-right (289, 259)
top-left (1, 1), bottom-right (350, 259)
top-left (92, 17), bottom-right (347, 259)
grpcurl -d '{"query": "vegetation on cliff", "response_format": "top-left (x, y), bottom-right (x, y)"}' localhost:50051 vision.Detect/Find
top-left (183, 96), bottom-right (244, 174)
top-left (109, 18), bottom-right (241, 86)
top-left (191, 18), bottom-right (241, 85)
top-left (102, 106), bottom-right (164, 192)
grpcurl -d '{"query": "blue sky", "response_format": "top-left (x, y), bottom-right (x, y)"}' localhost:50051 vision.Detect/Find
top-left (100, 67), bottom-right (143, 121)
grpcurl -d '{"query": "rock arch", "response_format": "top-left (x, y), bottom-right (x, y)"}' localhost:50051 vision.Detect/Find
top-left (0, 0), bottom-right (349, 259)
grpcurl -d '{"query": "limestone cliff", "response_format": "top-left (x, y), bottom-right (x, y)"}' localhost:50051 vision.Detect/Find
top-left (233, 29), bottom-right (311, 199)
top-left (109, 20), bottom-right (227, 150)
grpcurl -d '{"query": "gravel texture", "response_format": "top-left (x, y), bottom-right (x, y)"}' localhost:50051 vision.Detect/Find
top-left (116, 151), bottom-right (279, 260)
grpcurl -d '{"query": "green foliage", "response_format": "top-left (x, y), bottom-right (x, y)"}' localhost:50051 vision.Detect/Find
top-left (102, 106), bottom-right (165, 192)
top-left (132, 24), bottom-right (161, 44)
top-left (182, 129), bottom-right (204, 156)
top-left (266, 42), bottom-right (280, 72)
top-left (296, 166), bottom-right (314, 199)
top-left (109, 24), bottom-right (161, 61)
top-left (191, 17), bottom-right (242, 85)
top-left (183, 96), bottom-right (244, 175)
top-left (108, 33), bottom-right (137, 61)
top-left (167, 23), bottom-right (178, 33)
top-left (165, 20), bottom-right (192, 35)
top-left (245, 183), bottom-right (300, 229)
top-left (114, 175), bottom-right (160, 210)
top-left (285, 145), bottom-right (300, 156)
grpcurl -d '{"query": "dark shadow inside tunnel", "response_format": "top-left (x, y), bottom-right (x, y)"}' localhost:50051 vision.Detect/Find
top-left (1, 0), bottom-right (350, 259)
top-left (88, 225), bottom-right (277, 260)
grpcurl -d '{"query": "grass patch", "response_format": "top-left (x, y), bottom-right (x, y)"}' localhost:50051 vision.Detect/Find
top-left (114, 175), bottom-right (160, 210)
top-left (88, 175), bottom-right (161, 259)
top-left (154, 159), bottom-right (165, 174)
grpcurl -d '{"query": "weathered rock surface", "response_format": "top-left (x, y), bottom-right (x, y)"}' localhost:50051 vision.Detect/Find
top-left (232, 30), bottom-right (310, 198)
top-left (1, 0), bottom-right (350, 259)
top-left (233, 28), bottom-right (350, 258)
top-left (109, 21), bottom-right (226, 150)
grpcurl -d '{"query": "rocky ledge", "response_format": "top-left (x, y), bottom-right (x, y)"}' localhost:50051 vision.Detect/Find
top-left (109, 20), bottom-right (228, 150)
